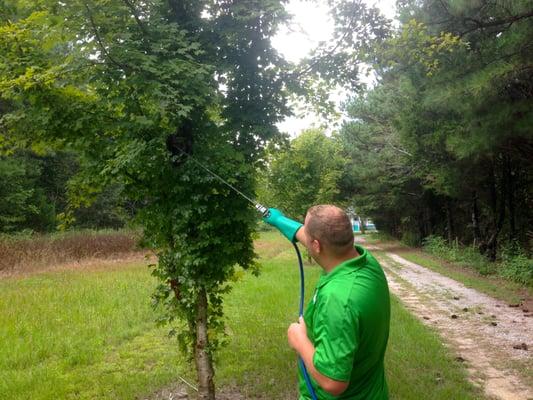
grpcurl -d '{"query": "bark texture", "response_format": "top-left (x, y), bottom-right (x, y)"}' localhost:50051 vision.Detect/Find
top-left (195, 287), bottom-right (215, 400)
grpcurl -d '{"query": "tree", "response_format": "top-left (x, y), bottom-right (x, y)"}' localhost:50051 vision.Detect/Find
top-left (0, 151), bottom-right (67, 232)
top-left (337, 83), bottom-right (423, 241)
top-left (0, 155), bottom-right (40, 232)
top-left (0, 147), bottom-right (126, 233)
top-left (0, 1), bottom-right (291, 398)
top-left (334, 0), bottom-right (533, 255)
top-left (388, 0), bottom-right (533, 255)
top-left (262, 129), bottom-right (345, 220)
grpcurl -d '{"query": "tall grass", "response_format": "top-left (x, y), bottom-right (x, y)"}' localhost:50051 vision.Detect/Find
top-left (0, 229), bottom-right (140, 273)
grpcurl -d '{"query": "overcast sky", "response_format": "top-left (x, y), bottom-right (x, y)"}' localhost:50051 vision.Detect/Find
top-left (272, 0), bottom-right (397, 136)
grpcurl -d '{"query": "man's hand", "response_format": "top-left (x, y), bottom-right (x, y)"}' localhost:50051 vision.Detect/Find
top-left (288, 316), bottom-right (309, 352)
top-left (262, 208), bottom-right (303, 242)
top-left (288, 317), bottom-right (350, 396)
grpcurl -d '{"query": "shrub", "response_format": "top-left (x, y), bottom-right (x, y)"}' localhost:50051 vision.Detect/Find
top-left (421, 235), bottom-right (449, 258)
top-left (371, 231), bottom-right (396, 242)
top-left (401, 231), bottom-right (421, 247)
top-left (422, 235), bottom-right (495, 275)
top-left (499, 242), bottom-right (533, 286)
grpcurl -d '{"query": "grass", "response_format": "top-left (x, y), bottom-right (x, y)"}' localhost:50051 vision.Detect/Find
top-left (385, 296), bottom-right (480, 399)
top-left (0, 262), bottom-right (184, 400)
top-left (0, 231), bottom-right (483, 399)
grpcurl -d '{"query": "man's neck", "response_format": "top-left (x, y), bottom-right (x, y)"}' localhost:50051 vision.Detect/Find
top-left (322, 247), bottom-right (360, 273)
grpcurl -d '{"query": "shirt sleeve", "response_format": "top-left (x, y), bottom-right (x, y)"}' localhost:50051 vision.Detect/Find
top-left (312, 293), bottom-right (359, 382)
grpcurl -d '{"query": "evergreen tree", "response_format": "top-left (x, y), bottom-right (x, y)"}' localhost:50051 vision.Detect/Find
top-left (333, 0), bottom-right (532, 255)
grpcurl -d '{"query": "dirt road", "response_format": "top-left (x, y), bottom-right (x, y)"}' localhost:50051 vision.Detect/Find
top-left (360, 238), bottom-right (533, 400)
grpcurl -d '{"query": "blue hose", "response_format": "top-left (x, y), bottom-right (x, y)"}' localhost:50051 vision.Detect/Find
top-left (292, 242), bottom-right (319, 400)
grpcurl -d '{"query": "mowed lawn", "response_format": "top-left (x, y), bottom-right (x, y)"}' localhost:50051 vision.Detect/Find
top-left (0, 232), bottom-right (483, 399)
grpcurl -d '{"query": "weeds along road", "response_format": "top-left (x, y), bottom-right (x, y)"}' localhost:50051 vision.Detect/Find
top-left (358, 237), bottom-right (533, 400)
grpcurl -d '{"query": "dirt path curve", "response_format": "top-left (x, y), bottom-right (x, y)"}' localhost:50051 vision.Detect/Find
top-left (358, 237), bottom-right (533, 400)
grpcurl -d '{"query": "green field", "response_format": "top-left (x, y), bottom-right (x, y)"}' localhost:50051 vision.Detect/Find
top-left (0, 232), bottom-right (482, 399)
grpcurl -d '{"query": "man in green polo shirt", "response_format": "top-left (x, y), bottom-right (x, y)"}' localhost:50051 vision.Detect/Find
top-left (264, 205), bottom-right (390, 399)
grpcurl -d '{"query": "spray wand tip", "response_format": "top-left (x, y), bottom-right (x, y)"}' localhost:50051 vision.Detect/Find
top-left (255, 204), bottom-right (270, 217)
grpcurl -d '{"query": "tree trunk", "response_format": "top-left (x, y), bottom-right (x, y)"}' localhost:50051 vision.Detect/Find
top-left (445, 199), bottom-right (454, 244)
top-left (195, 287), bottom-right (215, 400)
top-left (506, 155), bottom-right (516, 241)
top-left (484, 159), bottom-right (506, 261)
top-left (426, 199), bottom-right (436, 237)
top-left (418, 209), bottom-right (426, 240)
top-left (471, 191), bottom-right (481, 246)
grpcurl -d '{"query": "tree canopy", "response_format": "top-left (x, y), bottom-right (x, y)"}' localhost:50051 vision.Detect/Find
top-left (334, 0), bottom-right (532, 257)
top-left (260, 128), bottom-right (344, 220)
top-left (0, 1), bottom-right (293, 398)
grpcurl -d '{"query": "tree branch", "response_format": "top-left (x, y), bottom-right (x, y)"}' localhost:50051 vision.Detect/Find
top-left (386, 140), bottom-right (413, 157)
top-left (122, 0), bottom-right (149, 38)
top-left (83, 2), bottom-right (133, 72)
top-left (459, 9), bottom-right (533, 37)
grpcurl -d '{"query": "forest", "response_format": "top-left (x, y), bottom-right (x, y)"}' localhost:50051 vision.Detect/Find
top-left (3, 1), bottom-right (531, 255)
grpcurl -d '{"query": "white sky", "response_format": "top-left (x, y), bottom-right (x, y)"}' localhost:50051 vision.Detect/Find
top-left (273, 0), bottom-right (397, 136)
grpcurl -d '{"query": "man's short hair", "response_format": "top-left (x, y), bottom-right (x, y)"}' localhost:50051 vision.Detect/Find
top-left (306, 205), bottom-right (354, 254)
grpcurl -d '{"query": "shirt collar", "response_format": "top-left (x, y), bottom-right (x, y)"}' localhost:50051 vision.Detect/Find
top-left (316, 245), bottom-right (367, 289)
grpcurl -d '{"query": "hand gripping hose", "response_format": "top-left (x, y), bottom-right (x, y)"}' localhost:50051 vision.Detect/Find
top-left (292, 242), bottom-right (319, 400)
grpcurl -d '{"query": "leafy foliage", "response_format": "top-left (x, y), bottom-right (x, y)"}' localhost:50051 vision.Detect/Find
top-left (0, 150), bottom-right (126, 233)
top-left (260, 129), bottom-right (345, 220)
top-left (0, 0), bottom-right (292, 396)
top-left (0, 154), bottom-right (44, 232)
top-left (499, 242), bottom-right (533, 286)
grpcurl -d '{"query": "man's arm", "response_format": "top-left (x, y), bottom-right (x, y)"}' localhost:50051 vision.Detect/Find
top-left (295, 224), bottom-right (307, 244)
top-left (288, 317), bottom-right (349, 396)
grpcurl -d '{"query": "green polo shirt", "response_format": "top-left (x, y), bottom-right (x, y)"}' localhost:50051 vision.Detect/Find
top-left (298, 245), bottom-right (390, 400)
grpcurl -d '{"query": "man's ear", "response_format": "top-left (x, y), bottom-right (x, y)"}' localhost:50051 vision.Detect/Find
top-left (312, 239), bottom-right (321, 254)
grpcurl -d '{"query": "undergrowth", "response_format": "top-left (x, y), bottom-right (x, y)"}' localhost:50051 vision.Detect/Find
top-left (499, 241), bottom-right (533, 286)
top-left (423, 235), bottom-right (532, 286)
top-left (364, 231), bottom-right (396, 243)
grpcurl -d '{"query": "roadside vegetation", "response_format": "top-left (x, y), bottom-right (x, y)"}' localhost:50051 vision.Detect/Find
top-left (0, 232), bottom-right (482, 400)
top-left (422, 236), bottom-right (533, 287)
top-left (365, 233), bottom-right (532, 305)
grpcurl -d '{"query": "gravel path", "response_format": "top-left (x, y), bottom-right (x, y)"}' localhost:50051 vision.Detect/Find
top-left (362, 239), bottom-right (533, 400)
